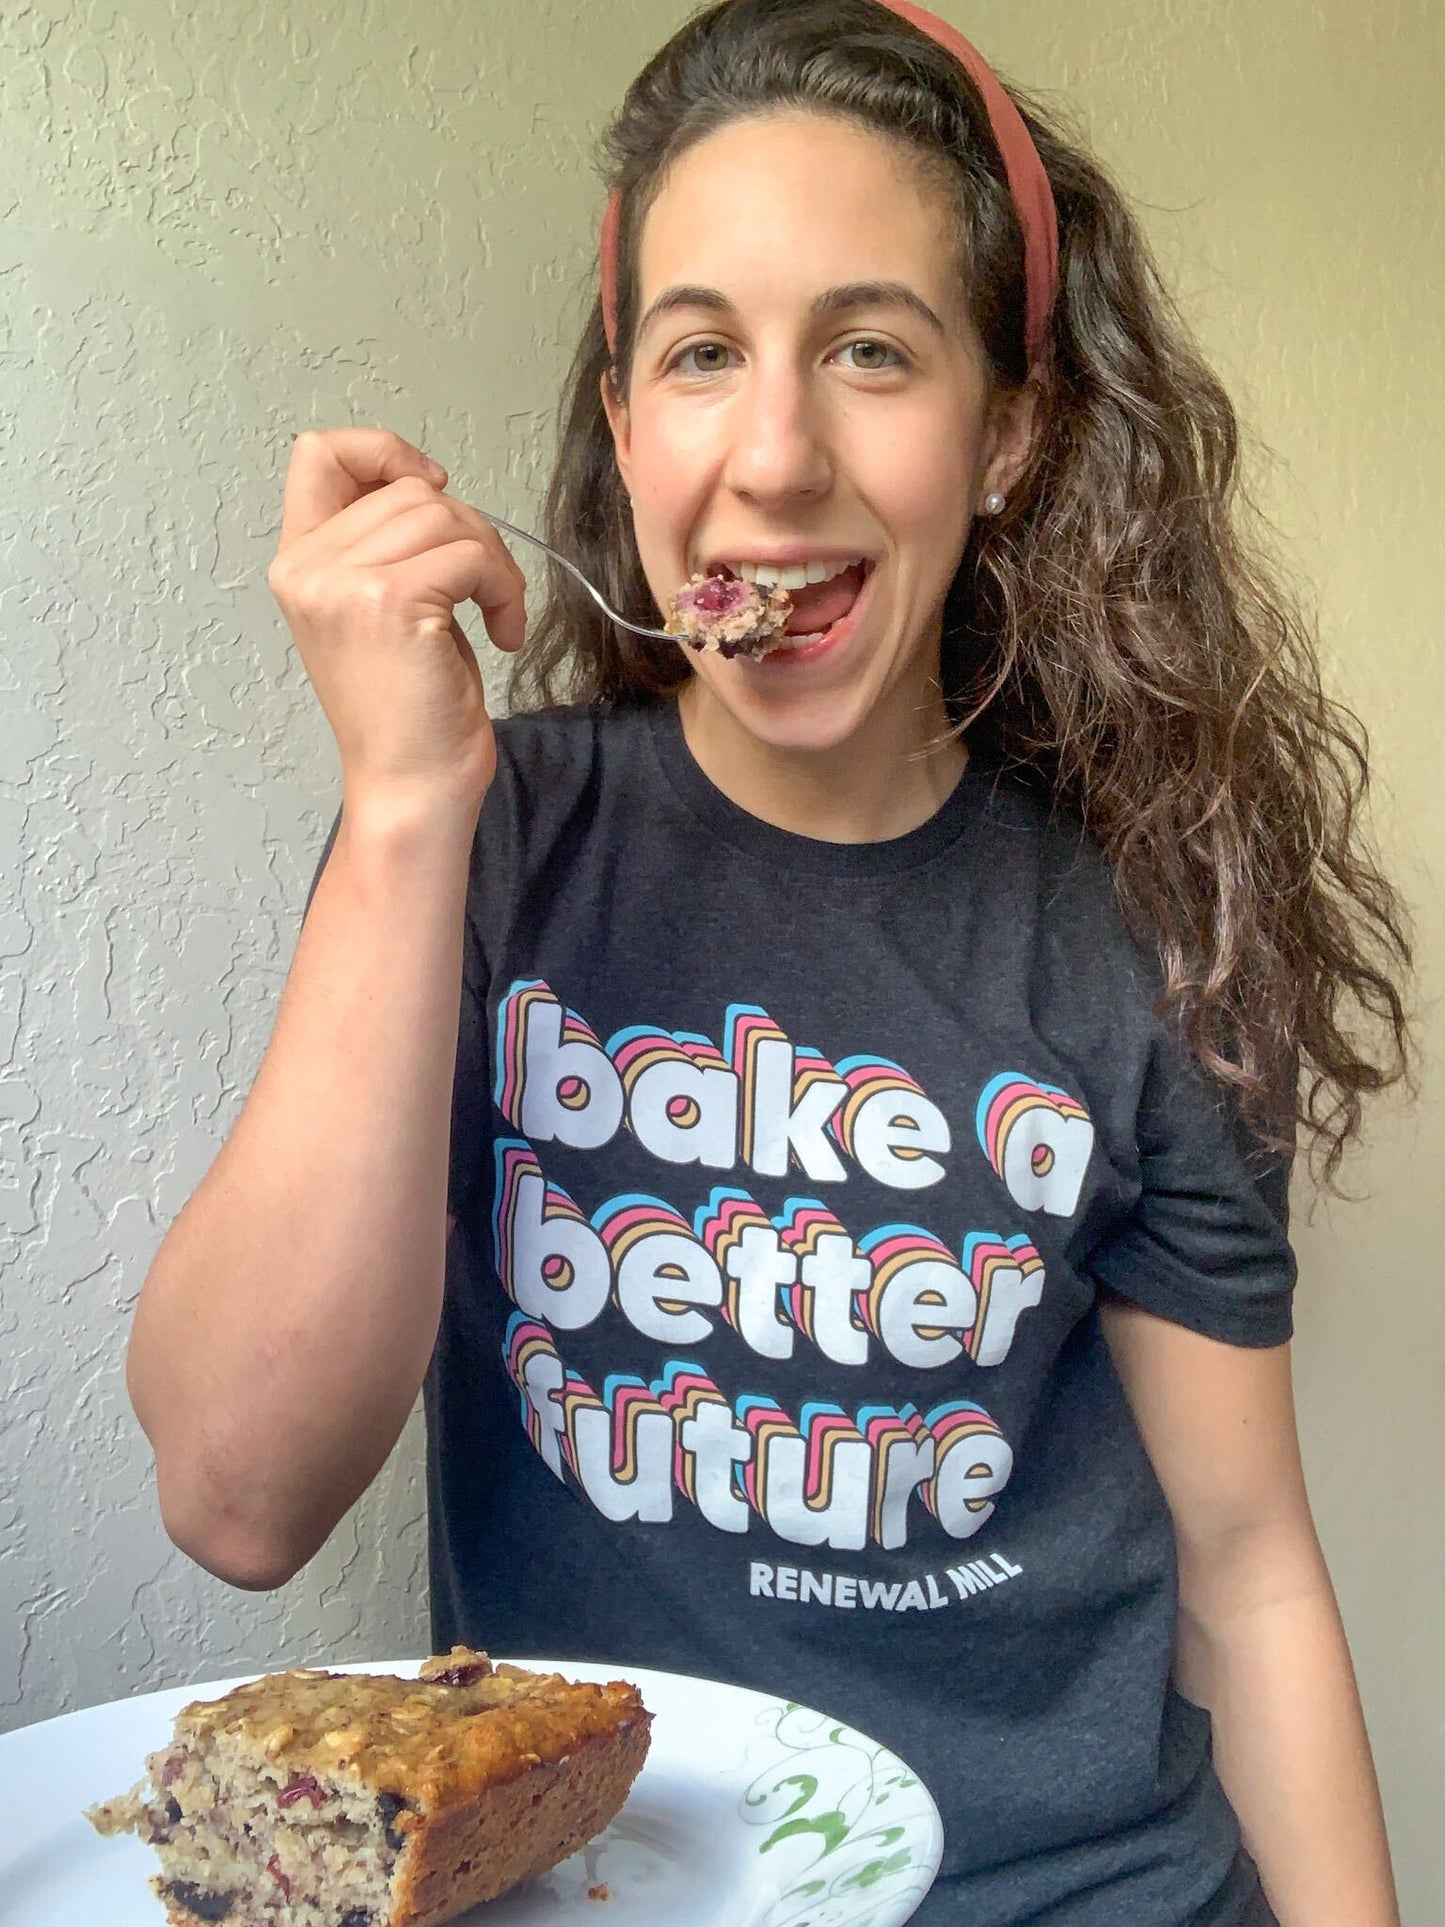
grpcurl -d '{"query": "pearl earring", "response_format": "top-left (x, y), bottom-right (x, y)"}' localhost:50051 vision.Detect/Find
top-left (983, 491), bottom-right (1006, 515)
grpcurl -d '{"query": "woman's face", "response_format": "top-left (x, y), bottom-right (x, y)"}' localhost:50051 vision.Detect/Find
top-left (603, 110), bottom-right (1035, 758)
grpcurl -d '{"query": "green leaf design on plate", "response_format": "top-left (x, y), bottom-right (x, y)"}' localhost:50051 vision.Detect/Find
top-left (746, 1771), bottom-right (818, 1819)
top-left (838, 1847), bottom-right (914, 1891)
top-left (738, 1700), bottom-right (938, 1926)
top-left (762, 1808), bottom-right (850, 1857)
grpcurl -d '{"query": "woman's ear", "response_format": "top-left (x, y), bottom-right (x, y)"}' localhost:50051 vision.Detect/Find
top-left (982, 378), bottom-right (1042, 502)
top-left (600, 366), bottom-right (634, 499)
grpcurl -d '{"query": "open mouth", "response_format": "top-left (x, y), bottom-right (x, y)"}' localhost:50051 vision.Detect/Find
top-left (709, 559), bottom-right (874, 647)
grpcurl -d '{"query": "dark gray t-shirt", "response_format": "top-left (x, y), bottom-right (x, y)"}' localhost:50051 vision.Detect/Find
top-left (313, 696), bottom-right (1293, 1926)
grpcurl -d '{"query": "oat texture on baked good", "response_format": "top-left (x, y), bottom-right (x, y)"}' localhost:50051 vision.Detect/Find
top-left (664, 570), bottom-right (793, 659)
top-left (86, 1647), bottom-right (651, 1927)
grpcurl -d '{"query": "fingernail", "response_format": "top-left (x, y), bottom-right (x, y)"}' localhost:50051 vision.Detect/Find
top-left (424, 457), bottom-right (446, 481)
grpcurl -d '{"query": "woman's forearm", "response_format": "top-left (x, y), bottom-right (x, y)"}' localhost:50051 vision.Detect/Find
top-left (127, 789), bottom-right (478, 1588)
top-left (1176, 1528), bottom-right (1399, 1927)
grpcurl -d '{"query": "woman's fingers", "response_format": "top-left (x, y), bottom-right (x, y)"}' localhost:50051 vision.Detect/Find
top-left (266, 425), bottom-right (532, 803)
top-left (335, 496), bottom-right (530, 651)
top-left (382, 541), bottom-right (528, 655)
top-left (278, 428), bottom-right (446, 546)
top-left (340, 493), bottom-right (515, 578)
top-left (285, 472), bottom-right (447, 558)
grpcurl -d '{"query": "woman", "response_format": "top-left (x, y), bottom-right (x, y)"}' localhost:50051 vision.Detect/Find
top-left (128, 4), bottom-right (1409, 1921)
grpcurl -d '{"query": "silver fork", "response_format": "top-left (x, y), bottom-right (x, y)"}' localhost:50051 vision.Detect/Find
top-left (477, 509), bottom-right (674, 641)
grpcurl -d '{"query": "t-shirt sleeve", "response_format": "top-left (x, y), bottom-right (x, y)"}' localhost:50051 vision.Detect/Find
top-left (299, 801), bottom-right (491, 1226)
top-left (1085, 1019), bottom-right (1297, 1348)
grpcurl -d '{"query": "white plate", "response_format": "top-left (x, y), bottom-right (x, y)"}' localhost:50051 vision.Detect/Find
top-left (0, 1657), bottom-right (942, 1927)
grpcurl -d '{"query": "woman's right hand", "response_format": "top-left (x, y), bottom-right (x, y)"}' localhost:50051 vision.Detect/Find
top-left (267, 426), bottom-right (528, 813)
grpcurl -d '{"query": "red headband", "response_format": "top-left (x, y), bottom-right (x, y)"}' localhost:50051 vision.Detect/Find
top-left (600, 0), bottom-right (1059, 368)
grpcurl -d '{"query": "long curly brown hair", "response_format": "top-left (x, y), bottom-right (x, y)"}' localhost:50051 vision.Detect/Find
top-left (506, 0), bottom-right (1412, 1185)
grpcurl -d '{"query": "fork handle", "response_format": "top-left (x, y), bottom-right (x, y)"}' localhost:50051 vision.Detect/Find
top-left (475, 509), bottom-right (672, 641)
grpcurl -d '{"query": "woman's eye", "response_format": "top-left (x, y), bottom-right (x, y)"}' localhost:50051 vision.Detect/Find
top-left (840, 339), bottom-right (902, 371)
top-left (672, 342), bottom-right (732, 375)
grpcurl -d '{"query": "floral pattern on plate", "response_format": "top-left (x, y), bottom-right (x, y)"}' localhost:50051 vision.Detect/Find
top-left (740, 1699), bottom-right (940, 1926)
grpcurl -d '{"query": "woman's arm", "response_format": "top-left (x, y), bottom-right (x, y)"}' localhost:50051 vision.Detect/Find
top-left (128, 792), bottom-right (476, 1590)
top-left (1100, 1296), bottom-right (1400, 1927)
top-left (129, 425), bottom-right (525, 1591)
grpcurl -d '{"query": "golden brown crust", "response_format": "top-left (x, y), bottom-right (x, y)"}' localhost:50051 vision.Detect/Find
top-left (172, 1646), bottom-right (648, 1810)
top-left (390, 1717), bottom-right (653, 1925)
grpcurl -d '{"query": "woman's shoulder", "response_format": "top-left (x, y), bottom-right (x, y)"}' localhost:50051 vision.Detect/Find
top-left (962, 749), bottom-right (1180, 1050)
top-left (969, 751), bottom-right (1132, 923)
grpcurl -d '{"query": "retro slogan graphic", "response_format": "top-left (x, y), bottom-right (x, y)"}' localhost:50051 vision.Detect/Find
top-left (489, 979), bottom-right (1095, 1575)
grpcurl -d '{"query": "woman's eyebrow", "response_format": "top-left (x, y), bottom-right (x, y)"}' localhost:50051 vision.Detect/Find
top-left (637, 280), bottom-right (946, 338)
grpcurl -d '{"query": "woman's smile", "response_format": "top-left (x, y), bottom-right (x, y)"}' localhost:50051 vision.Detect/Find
top-left (749, 557), bottom-right (877, 667)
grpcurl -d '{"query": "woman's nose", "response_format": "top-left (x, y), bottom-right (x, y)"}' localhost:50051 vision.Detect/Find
top-left (720, 360), bottom-right (834, 505)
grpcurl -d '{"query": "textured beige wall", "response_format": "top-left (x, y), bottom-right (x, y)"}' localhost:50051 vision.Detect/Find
top-left (0, 0), bottom-right (662, 1718)
top-left (3, 0), bottom-right (1439, 1918)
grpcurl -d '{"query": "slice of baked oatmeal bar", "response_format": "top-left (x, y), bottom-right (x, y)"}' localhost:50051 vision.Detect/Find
top-left (87, 1647), bottom-right (651, 1927)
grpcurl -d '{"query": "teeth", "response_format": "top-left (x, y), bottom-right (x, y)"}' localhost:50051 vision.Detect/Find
top-left (725, 557), bottom-right (863, 589)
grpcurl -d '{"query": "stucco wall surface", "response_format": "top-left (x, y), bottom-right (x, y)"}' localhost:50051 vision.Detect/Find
top-left (0, 0), bottom-right (661, 1710)
top-left (2, 2), bottom-right (1440, 1920)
